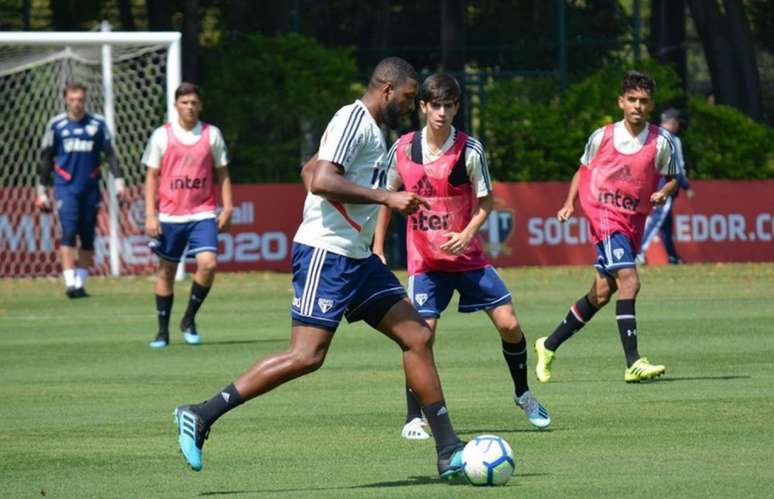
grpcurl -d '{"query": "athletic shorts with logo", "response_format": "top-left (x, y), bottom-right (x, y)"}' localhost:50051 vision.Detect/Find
top-left (407, 265), bottom-right (512, 319)
top-left (594, 231), bottom-right (636, 277)
top-left (290, 242), bottom-right (407, 331)
top-left (55, 187), bottom-right (101, 249)
top-left (149, 218), bottom-right (219, 262)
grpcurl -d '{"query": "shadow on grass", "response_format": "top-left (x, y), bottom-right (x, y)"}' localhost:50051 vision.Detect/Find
top-left (199, 475), bottom-right (463, 496)
top-left (460, 428), bottom-right (556, 435)
top-left (200, 472), bottom-right (550, 495)
top-left (655, 375), bottom-right (750, 382)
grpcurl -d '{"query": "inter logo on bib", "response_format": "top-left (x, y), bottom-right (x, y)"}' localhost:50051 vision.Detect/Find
top-left (317, 298), bottom-right (334, 313)
top-left (613, 248), bottom-right (625, 260)
top-left (415, 293), bottom-right (428, 306)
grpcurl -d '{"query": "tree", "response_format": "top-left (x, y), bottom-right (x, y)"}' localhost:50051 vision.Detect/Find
top-left (649, 0), bottom-right (687, 91)
top-left (687, 0), bottom-right (763, 121)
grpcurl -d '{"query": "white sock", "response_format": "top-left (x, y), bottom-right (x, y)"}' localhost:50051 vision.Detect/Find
top-left (75, 268), bottom-right (88, 289)
top-left (63, 269), bottom-right (76, 288)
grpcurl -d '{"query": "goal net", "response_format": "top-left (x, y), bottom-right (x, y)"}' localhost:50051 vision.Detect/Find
top-left (0, 27), bottom-right (180, 277)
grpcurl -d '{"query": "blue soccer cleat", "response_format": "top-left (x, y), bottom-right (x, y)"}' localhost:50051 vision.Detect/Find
top-left (180, 321), bottom-right (201, 345)
top-left (174, 405), bottom-right (209, 471)
top-left (149, 332), bottom-right (169, 349)
top-left (438, 442), bottom-right (466, 480)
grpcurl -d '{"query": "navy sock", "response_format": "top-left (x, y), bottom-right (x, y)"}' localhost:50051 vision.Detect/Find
top-left (193, 383), bottom-right (243, 427)
top-left (182, 281), bottom-right (210, 328)
top-left (502, 336), bottom-right (529, 397)
top-left (156, 294), bottom-right (173, 336)
top-left (423, 399), bottom-right (462, 455)
top-left (616, 299), bottom-right (640, 367)
top-left (545, 295), bottom-right (599, 351)
top-left (405, 384), bottom-right (423, 423)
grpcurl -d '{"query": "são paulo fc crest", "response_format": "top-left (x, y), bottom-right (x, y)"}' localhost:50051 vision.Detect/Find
top-left (317, 298), bottom-right (334, 314)
top-left (415, 293), bottom-right (428, 306)
top-left (613, 248), bottom-right (625, 261)
top-left (85, 124), bottom-right (98, 136)
top-left (479, 200), bottom-right (514, 258)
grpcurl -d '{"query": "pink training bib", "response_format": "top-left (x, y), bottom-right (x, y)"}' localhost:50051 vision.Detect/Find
top-left (396, 130), bottom-right (489, 276)
top-left (578, 123), bottom-right (661, 251)
top-left (158, 122), bottom-right (217, 216)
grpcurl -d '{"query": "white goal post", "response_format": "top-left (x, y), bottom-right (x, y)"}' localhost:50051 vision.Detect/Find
top-left (0, 24), bottom-right (181, 277)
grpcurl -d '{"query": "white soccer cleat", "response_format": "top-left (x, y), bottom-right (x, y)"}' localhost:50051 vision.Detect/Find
top-left (516, 390), bottom-right (551, 429)
top-left (401, 417), bottom-right (431, 440)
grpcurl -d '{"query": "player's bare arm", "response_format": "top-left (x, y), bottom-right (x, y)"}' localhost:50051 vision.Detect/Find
top-left (310, 159), bottom-right (429, 215)
top-left (103, 141), bottom-right (127, 201)
top-left (373, 205), bottom-right (392, 264)
top-left (144, 167), bottom-right (161, 238)
top-left (216, 166), bottom-right (233, 232)
top-left (650, 176), bottom-right (678, 205)
top-left (440, 193), bottom-right (494, 256)
top-left (557, 168), bottom-right (581, 221)
top-left (300, 154), bottom-right (319, 192)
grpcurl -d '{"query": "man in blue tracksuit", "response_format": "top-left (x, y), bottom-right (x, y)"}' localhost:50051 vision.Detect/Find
top-left (36, 82), bottom-right (126, 297)
top-left (637, 108), bottom-right (694, 265)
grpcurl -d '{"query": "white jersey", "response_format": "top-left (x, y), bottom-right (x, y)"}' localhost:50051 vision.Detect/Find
top-left (293, 100), bottom-right (388, 259)
top-left (580, 120), bottom-right (676, 176)
top-left (384, 126), bottom-right (492, 197)
top-left (142, 120), bottom-right (229, 170)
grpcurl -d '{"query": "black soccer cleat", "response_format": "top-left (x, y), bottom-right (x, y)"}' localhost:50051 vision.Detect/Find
top-left (437, 441), bottom-right (466, 480)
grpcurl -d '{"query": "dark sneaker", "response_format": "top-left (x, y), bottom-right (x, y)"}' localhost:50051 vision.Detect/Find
top-left (173, 405), bottom-right (210, 471)
top-left (66, 287), bottom-right (78, 299)
top-left (73, 287), bottom-right (90, 298)
top-left (437, 442), bottom-right (466, 480)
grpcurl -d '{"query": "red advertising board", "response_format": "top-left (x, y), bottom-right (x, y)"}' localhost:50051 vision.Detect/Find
top-left (1, 180), bottom-right (771, 277)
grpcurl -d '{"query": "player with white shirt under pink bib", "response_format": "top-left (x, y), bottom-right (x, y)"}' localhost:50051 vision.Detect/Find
top-left (143, 82), bottom-right (233, 349)
top-left (535, 70), bottom-right (678, 385)
top-left (374, 73), bottom-right (551, 439)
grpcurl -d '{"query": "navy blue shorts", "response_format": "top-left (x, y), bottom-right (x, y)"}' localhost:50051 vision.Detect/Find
top-left (54, 187), bottom-right (100, 250)
top-left (407, 265), bottom-right (512, 319)
top-left (290, 243), bottom-right (407, 331)
top-left (594, 232), bottom-right (636, 278)
top-left (149, 218), bottom-right (219, 263)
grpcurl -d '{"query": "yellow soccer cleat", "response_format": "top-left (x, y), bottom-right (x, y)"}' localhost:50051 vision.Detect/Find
top-left (624, 357), bottom-right (666, 383)
top-left (534, 337), bottom-right (556, 383)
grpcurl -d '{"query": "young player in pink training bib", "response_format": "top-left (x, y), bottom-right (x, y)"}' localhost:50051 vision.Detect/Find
top-left (374, 74), bottom-right (550, 438)
top-left (143, 83), bottom-right (233, 348)
top-left (535, 70), bottom-right (678, 384)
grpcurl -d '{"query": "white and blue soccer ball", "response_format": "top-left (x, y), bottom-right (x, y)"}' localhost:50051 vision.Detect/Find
top-left (461, 434), bottom-right (516, 486)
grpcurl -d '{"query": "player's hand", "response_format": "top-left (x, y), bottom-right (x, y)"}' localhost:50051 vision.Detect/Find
top-left (373, 249), bottom-right (388, 265)
top-left (386, 191), bottom-right (430, 216)
top-left (685, 189), bottom-right (695, 200)
top-left (440, 231), bottom-right (472, 256)
top-left (650, 191), bottom-right (668, 205)
top-left (114, 178), bottom-right (129, 202)
top-left (557, 204), bottom-right (574, 222)
top-left (35, 194), bottom-right (52, 213)
top-left (217, 210), bottom-right (232, 232)
top-left (145, 215), bottom-right (161, 238)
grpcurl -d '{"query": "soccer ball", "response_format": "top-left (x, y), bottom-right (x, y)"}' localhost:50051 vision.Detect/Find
top-left (461, 434), bottom-right (516, 486)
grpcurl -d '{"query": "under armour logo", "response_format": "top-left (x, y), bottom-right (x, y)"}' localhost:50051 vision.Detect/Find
top-left (436, 406), bottom-right (448, 416)
top-left (627, 329), bottom-right (637, 337)
top-left (221, 392), bottom-right (230, 402)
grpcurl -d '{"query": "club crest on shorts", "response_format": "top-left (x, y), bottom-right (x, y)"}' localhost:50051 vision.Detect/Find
top-left (317, 298), bottom-right (334, 313)
top-left (613, 248), bottom-right (625, 260)
top-left (479, 200), bottom-right (513, 258)
top-left (415, 293), bottom-right (428, 306)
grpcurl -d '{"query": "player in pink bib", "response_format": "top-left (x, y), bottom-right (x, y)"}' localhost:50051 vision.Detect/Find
top-left (535, 71), bottom-right (678, 384)
top-left (144, 83), bottom-right (233, 348)
top-left (375, 74), bottom-right (550, 437)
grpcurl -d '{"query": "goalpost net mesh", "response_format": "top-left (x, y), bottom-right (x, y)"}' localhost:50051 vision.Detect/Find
top-left (0, 42), bottom-right (168, 277)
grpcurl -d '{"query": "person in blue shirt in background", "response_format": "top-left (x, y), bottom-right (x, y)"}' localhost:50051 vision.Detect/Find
top-left (637, 108), bottom-right (694, 265)
top-left (36, 82), bottom-right (126, 298)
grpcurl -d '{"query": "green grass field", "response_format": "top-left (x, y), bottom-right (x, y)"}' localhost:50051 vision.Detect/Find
top-left (1, 263), bottom-right (773, 498)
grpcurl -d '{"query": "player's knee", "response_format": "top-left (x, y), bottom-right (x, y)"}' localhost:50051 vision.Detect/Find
top-left (198, 258), bottom-right (217, 275)
top-left (618, 273), bottom-right (641, 296)
top-left (289, 349), bottom-right (326, 374)
top-left (404, 323), bottom-right (434, 352)
top-left (495, 319), bottom-right (521, 341)
top-left (592, 290), bottom-right (613, 307)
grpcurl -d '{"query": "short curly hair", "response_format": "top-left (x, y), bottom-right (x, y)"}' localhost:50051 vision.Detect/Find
top-left (621, 70), bottom-right (655, 95)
